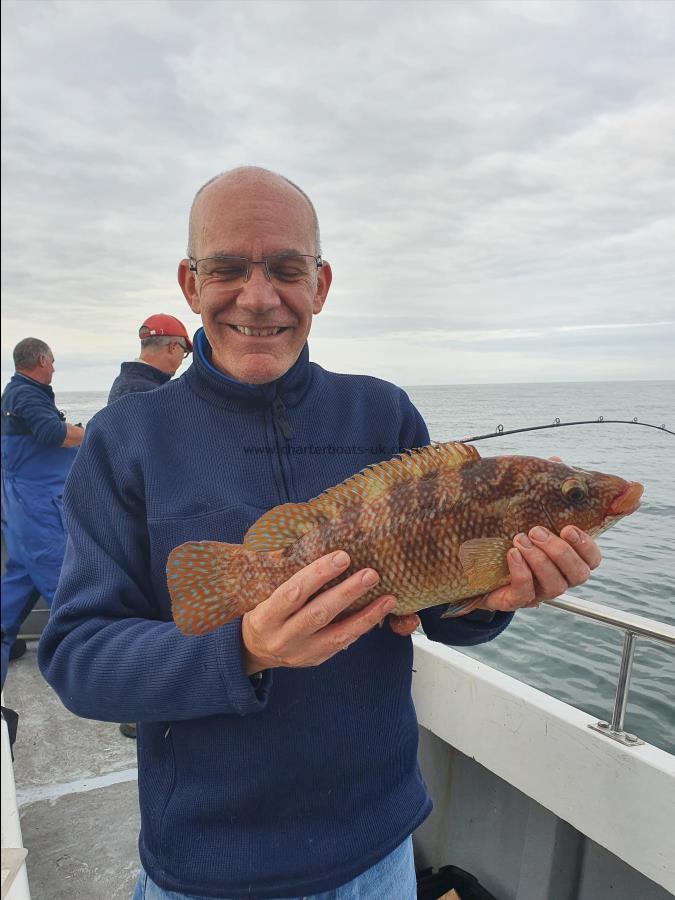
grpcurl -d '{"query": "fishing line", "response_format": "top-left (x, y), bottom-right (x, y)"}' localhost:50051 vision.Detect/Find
top-left (460, 418), bottom-right (674, 442)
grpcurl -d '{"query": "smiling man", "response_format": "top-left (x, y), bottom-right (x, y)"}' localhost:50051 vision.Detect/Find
top-left (179, 169), bottom-right (330, 385)
top-left (39, 167), bottom-right (601, 900)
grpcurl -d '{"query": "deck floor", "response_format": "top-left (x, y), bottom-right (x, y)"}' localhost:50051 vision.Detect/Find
top-left (4, 641), bottom-right (140, 899)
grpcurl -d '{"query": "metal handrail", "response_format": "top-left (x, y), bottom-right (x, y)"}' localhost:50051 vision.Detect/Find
top-left (543, 594), bottom-right (675, 645)
top-left (543, 593), bottom-right (675, 746)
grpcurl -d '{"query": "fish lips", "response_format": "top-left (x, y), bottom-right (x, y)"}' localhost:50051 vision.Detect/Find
top-left (607, 481), bottom-right (644, 517)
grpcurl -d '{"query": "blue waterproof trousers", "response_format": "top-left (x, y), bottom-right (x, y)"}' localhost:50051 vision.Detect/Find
top-left (1, 477), bottom-right (66, 688)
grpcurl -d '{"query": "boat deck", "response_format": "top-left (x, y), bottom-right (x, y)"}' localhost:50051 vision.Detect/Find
top-left (3, 641), bottom-right (139, 899)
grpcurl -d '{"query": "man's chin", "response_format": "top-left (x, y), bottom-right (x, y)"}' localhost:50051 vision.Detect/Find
top-left (213, 350), bottom-right (296, 385)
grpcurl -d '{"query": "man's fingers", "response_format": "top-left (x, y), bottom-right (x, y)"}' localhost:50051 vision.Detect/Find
top-left (559, 526), bottom-right (602, 570)
top-left (315, 595), bottom-right (397, 658)
top-left (514, 531), bottom-right (569, 598)
top-left (296, 567), bottom-right (382, 635)
top-left (524, 527), bottom-right (592, 592)
top-left (262, 550), bottom-right (351, 626)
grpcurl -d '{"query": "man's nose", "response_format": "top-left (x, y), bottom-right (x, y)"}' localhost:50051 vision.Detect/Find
top-left (236, 264), bottom-right (281, 312)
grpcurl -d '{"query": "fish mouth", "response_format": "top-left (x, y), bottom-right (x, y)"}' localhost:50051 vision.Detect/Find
top-left (607, 481), bottom-right (644, 517)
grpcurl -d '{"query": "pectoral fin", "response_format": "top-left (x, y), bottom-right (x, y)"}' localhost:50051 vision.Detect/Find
top-left (458, 537), bottom-right (512, 592)
top-left (440, 594), bottom-right (488, 618)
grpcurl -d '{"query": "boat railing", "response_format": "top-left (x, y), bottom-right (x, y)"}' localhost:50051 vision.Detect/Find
top-left (543, 593), bottom-right (675, 746)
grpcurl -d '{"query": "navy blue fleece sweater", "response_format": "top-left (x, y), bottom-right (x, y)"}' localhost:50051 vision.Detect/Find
top-left (39, 330), bottom-right (512, 898)
top-left (107, 360), bottom-right (172, 405)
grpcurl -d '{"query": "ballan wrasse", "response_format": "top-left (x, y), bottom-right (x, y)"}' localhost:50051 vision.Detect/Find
top-left (167, 442), bottom-right (643, 635)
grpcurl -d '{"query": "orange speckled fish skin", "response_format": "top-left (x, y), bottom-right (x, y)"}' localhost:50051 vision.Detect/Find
top-left (167, 443), bottom-right (643, 636)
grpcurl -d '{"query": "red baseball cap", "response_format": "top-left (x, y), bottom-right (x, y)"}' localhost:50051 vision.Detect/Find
top-left (139, 314), bottom-right (193, 351)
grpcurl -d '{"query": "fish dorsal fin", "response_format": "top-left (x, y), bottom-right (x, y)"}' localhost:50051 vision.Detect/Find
top-left (410, 440), bottom-right (481, 473)
top-left (330, 441), bottom-right (480, 501)
top-left (244, 441), bottom-right (481, 552)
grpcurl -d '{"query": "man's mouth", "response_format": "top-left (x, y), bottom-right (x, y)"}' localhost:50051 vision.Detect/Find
top-left (229, 325), bottom-right (288, 337)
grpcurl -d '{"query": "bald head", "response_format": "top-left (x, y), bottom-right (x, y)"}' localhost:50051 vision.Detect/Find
top-left (178, 164), bottom-right (332, 385)
top-left (187, 166), bottom-right (321, 260)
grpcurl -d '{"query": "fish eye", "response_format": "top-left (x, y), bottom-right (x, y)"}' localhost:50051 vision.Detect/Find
top-left (562, 478), bottom-right (587, 503)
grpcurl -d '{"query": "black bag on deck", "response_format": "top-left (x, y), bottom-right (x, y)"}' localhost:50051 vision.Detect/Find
top-left (416, 864), bottom-right (499, 900)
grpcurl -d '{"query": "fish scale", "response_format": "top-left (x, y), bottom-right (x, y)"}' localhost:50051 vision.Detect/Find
top-left (167, 442), bottom-right (643, 636)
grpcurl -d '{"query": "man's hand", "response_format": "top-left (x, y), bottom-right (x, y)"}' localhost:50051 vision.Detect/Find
top-left (61, 422), bottom-right (85, 448)
top-left (388, 525), bottom-right (602, 637)
top-left (481, 525), bottom-right (601, 612)
top-left (241, 550), bottom-right (396, 674)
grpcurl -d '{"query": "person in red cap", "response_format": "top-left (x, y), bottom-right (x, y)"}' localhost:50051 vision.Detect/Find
top-left (107, 313), bottom-right (192, 738)
top-left (107, 313), bottom-right (193, 407)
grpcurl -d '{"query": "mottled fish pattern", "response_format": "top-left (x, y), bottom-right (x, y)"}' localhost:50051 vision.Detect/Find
top-left (167, 442), bottom-right (643, 635)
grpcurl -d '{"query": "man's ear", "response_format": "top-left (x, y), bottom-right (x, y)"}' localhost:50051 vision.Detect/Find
top-left (178, 260), bottom-right (201, 314)
top-left (313, 260), bottom-right (332, 315)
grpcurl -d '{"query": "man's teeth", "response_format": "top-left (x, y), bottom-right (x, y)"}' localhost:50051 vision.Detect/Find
top-left (234, 326), bottom-right (283, 337)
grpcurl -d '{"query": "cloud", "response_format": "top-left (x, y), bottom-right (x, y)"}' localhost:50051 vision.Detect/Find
top-left (2, 0), bottom-right (674, 390)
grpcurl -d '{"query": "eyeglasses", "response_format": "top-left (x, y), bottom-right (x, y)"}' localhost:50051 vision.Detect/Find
top-left (173, 340), bottom-right (191, 359)
top-left (188, 254), bottom-right (322, 288)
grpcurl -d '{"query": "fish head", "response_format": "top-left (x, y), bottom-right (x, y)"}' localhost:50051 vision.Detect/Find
top-left (505, 457), bottom-right (644, 539)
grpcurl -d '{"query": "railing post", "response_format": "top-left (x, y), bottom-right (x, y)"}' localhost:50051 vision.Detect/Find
top-left (589, 628), bottom-right (644, 746)
top-left (610, 631), bottom-right (637, 734)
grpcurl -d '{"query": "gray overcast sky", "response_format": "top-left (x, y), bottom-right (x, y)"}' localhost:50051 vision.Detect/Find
top-left (2, 0), bottom-right (674, 391)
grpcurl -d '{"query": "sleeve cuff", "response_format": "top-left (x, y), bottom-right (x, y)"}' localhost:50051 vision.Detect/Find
top-left (215, 620), bottom-right (273, 715)
top-left (420, 607), bottom-right (514, 647)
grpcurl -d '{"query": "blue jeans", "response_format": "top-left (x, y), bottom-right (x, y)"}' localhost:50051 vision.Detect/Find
top-left (131, 836), bottom-right (416, 899)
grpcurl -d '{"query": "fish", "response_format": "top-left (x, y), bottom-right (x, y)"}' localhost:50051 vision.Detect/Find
top-left (166, 442), bottom-right (644, 636)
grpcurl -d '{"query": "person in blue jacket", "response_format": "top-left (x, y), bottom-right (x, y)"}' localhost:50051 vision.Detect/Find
top-left (39, 168), bottom-right (602, 900)
top-left (1, 338), bottom-right (84, 687)
top-left (107, 312), bottom-right (193, 406)
top-left (107, 312), bottom-right (193, 740)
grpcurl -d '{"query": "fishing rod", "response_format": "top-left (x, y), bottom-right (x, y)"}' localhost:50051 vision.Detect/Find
top-left (461, 418), bottom-right (675, 442)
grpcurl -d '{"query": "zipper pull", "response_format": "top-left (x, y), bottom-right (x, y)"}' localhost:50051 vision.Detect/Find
top-left (272, 395), bottom-right (294, 439)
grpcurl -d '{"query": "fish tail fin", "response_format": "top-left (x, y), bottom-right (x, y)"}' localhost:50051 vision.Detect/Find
top-left (440, 594), bottom-right (488, 619)
top-left (167, 540), bottom-right (259, 635)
